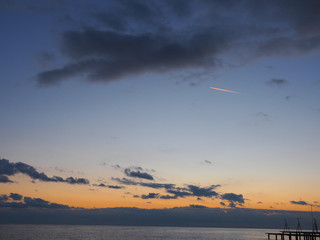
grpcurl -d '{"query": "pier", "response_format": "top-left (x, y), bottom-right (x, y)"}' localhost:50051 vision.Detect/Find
top-left (267, 217), bottom-right (319, 240)
top-left (266, 231), bottom-right (320, 240)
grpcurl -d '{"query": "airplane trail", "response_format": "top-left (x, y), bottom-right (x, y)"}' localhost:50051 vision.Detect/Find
top-left (210, 87), bottom-right (239, 94)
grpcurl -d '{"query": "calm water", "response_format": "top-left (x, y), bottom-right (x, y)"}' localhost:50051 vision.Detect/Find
top-left (0, 225), bottom-right (274, 240)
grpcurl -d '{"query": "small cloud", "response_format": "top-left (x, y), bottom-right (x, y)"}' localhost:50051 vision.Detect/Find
top-left (290, 200), bottom-right (310, 206)
top-left (141, 193), bottom-right (159, 199)
top-left (93, 183), bottom-right (124, 189)
top-left (124, 167), bottom-right (154, 180)
top-left (220, 193), bottom-right (245, 208)
top-left (220, 202), bottom-right (226, 206)
top-left (0, 175), bottom-right (13, 183)
top-left (265, 78), bottom-right (288, 87)
top-left (9, 193), bottom-right (23, 201)
top-left (112, 164), bottom-right (121, 169)
top-left (189, 204), bottom-right (207, 208)
top-left (256, 112), bottom-right (270, 121)
top-left (221, 193), bottom-right (245, 203)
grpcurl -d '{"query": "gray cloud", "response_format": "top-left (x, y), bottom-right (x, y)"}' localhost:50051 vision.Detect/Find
top-left (35, 0), bottom-right (320, 86)
top-left (265, 78), bottom-right (288, 87)
top-left (0, 158), bottom-right (89, 185)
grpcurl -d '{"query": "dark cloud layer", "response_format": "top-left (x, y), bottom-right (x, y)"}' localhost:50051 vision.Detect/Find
top-left (1, 205), bottom-right (319, 229)
top-left (35, 0), bottom-right (320, 86)
top-left (0, 158), bottom-right (89, 185)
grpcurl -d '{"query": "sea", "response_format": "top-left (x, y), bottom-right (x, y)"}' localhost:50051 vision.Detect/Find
top-left (0, 225), bottom-right (276, 240)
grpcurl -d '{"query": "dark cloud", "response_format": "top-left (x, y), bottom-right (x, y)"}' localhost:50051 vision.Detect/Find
top-left (0, 175), bottom-right (13, 183)
top-left (124, 167), bottom-right (154, 180)
top-left (189, 204), bottom-right (207, 209)
top-left (290, 200), bottom-right (310, 206)
top-left (220, 202), bottom-right (226, 206)
top-left (9, 193), bottom-right (23, 201)
top-left (93, 183), bottom-right (124, 189)
top-left (112, 177), bottom-right (223, 200)
top-left (204, 160), bottom-right (212, 164)
top-left (0, 194), bottom-right (9, 202)
top-left (0, 158), bottom-right (89, 185)
top-left (112, 177), bottom-right (175, 190)
top-left (36, 27), bottom-right (226, 86)
top-left (265, 78), bottom-right (288, 87)
top-left (221, 193), bottom-right (245, 203)
top-left (141, 193), bottom-right (159, 199)
top-left (187, 185), bottom-right (219, 197)
top-left (35, 0), bottom-right (320, 86)
top-left (159, 195), bottom-right (178, 200)
top-left (0, 193), bottom-right (71, 209)
top-left (220, 193), bottom-right (245, 208)
top-left (166, 189), bottom-right (192, 198)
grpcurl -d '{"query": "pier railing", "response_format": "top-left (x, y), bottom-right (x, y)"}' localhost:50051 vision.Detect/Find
top-left (266, 231), bottom-right (320, 240)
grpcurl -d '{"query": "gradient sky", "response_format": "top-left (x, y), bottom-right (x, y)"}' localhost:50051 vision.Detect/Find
top-left (1, 0), bottom-right (320, 218)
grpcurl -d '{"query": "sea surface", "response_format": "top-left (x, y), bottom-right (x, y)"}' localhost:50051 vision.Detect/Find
top-left (0, 225), bottom-right (275, 240)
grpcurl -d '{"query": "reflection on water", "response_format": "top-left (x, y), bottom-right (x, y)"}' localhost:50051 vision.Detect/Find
top-left (0, 224), bottom-right (275, 240)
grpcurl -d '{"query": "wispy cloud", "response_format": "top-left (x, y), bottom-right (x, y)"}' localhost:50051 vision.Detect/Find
top-left (265, 78), bottom-right (288, 87)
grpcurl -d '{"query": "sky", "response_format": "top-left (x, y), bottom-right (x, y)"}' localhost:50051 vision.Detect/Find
top-left (0, 0), bottom-right (320, 227)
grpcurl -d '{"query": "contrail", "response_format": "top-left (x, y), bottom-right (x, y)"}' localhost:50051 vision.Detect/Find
top-left (210, 87), bottom-right (239, 94)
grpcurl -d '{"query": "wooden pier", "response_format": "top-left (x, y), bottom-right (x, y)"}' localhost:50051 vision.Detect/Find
top-left (267, 231), bottom-right (320, 240)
